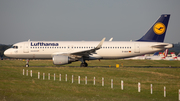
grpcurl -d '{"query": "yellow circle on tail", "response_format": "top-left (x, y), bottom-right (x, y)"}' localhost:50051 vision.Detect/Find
top-left (153, 22), bottom-right (166, 35)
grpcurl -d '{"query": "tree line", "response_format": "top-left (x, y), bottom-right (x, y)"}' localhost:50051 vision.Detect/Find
top-left (0, 44), bottom-right (11, 57)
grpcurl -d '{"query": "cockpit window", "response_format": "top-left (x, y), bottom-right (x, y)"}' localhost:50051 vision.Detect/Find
top-left (11, 46), bottom-right (18, 49)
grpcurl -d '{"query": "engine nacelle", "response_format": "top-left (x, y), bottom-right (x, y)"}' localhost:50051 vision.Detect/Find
top-left (53, 55), bottom-right (72, 65)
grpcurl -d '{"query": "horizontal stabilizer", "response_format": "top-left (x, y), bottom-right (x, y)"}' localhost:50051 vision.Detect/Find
top-left (151, 43), bottom-right (173, 48)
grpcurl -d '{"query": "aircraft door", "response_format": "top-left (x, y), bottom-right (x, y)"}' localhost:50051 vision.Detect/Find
top-left (134, 43), bottom-right (140, 53)
top-left (23, 42), bottom-right (29, 53)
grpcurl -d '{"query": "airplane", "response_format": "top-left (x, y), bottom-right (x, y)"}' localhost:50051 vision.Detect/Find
top-left (145, 52), bottom-right (165, 60)
top-left (164, 52), bottom-right (178, 60)
top-left (145, 49), bottom-right (168, 60)
top-left (4, 14), bottom-right (173, 67)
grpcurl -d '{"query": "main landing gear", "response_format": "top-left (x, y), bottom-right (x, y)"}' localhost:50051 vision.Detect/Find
top-left (80, 62), bottom-right (88, 67)
top-left (25, 59), bottom-right (29, 67)
top-left (79, 58), bottom-right (88, 67)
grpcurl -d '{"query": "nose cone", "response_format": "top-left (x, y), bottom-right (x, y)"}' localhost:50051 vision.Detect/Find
top-left (4, 49), bottom-right (10, 57)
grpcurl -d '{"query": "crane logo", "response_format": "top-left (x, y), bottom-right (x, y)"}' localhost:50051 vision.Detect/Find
top-left (153, 22), bottom-right (166, 35)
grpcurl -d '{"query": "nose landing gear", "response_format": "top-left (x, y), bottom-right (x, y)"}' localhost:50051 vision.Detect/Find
top-left (25, 59), bottom-right (29, 67)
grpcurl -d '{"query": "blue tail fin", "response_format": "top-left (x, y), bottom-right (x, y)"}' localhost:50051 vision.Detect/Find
top-left (153, 52), bottom-right (159, 56)
top-left (137, 14), bottom-right (170, 42)
top-left (177, 53), bottom-right (180, 57)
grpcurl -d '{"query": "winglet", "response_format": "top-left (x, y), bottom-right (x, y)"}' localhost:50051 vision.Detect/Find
top-left (96, 37), bottom-right (106, 49)
top-left (109, 37), bottom-right (113, 41)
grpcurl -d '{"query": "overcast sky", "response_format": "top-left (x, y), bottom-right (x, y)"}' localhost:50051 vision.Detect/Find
top-left (0, 0), bottom-right (180, 45)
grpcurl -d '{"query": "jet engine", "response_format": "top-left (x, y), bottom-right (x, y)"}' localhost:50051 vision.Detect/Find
top-left (53, 55), bottom-right (74, 65)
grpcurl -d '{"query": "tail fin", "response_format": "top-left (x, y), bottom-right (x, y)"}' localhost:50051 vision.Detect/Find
top-left (153, 52), bottom-right (159, 56)
top-left (137, 14), bottom-right (170, 42)
top-left (163, 49), bottom-right (168, 57)
top-left (171, 52), bottom-right (177, 57)
top-left (177, 53), bottom-right (180, 57)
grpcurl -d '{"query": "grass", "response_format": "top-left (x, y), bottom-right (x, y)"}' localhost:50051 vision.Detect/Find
top-left (0, 60), bottom-right (180, 101)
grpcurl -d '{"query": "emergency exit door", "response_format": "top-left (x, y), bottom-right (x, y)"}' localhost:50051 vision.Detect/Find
top-left (134, 43), bottom-right (140, 53)
top-left (23, 43), bottom-right (29, 53)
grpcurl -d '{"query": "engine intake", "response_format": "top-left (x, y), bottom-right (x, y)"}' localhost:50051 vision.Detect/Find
top-left (53, 55), bottom-right (73, 65)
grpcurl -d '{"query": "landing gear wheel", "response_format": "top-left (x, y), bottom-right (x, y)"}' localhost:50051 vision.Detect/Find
top-left (25, 59), bottom-right (29, 67)
top-left (85, 62), bottom-right (88, 67)
top-left (80, 62), bottom-right (88, 67)
top-left (25, 64), bottom-right (29, 67)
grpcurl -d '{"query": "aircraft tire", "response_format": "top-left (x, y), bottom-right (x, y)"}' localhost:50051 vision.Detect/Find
top-left (25, 64), bottom-right (29, 67)
top-left (80, 63), bottom-right (88, 67)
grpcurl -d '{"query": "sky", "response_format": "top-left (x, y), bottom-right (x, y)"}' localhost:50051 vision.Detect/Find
top-left (0, 0), bottom-right (180, 45)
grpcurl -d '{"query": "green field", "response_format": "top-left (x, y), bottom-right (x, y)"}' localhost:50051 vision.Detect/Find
top-left (0, 60), bottom-right (180, 101)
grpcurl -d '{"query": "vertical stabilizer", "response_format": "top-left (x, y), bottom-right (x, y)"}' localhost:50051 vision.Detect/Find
top-left (163, 49), bottom-right (168, 57)
top-left (137, 14), bottom-right (170, 42)
top-left (153, 52), bottom-right (159, 56)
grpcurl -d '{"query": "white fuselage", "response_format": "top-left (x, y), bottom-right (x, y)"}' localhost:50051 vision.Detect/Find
top-left (4, 41), bottom-right (172, 60)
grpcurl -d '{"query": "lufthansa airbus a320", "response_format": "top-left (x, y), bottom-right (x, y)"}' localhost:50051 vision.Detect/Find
top-left (4, 14), bottom-right (173, 67)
